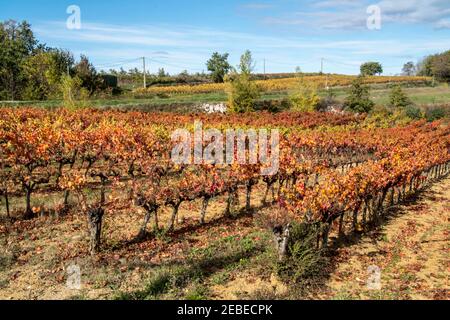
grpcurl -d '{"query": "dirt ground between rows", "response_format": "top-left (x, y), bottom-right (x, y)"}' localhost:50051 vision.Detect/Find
top-left (208, 177), bottom-right (450, 300)
top-left (315, 176), bottom-right (449, 300)
top-left (0, 183), bottom-right (274, 300)
top-left (0, 177), bottom-right (448, 300)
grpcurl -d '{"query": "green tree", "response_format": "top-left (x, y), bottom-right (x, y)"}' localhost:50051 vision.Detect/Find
top-left (158, 68), bottom-right (168, 78)
top-left (402, 61), bottom-right (416, 76)
top-left (206, 52), bottom-right (231, 83)
top-left (227, 51), bottom-right (260, 113)
top-left (289, 73), bottom-right (320, 112)
top-left (238, 50), bottom-right (255, 76)
top-left (430, 51), bottom-right (450, 82)
top-left (22, 48), bottom-right (74, 100)
top-left (417, 51), bottom-right (450, 82)
top-left (360, 62), bottom-right (383, 76)
top-left (417, 55), bottom-right (434, 76)
top-left (0, 20), bottom-right (37, 100)
top-left (344, 76), bottom-right (374, 113)
top-left (74, 55), bottom-right (103, 95)
top-left (389, 85), bottom-right (412, 110)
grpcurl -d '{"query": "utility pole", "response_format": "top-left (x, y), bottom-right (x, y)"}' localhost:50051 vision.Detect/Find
top-left (263, 59), bottom-right (266, 80)
top-left (142, 57), bottom-right (147, 88)
top-left (321, 58), bottom-right (324, 74)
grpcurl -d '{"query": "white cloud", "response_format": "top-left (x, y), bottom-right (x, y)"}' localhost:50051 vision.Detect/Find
top-left (436, 19), bottom-right (450, 29)
top-left (241, 3), bottom-right (275, 10)
top-left (265, 0), bottom-right (450, 30)
top-left (33, 19), bottom-right (450, 74)
top-left (312, 0), bottom-right (362, 9)
top-left (379, 0), bottom-right (450, 24)
top-left (35, 20), bottom-right (450, 53)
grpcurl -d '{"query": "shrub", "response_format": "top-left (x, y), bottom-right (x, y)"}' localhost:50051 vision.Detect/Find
top-left (60, 74), bottom-right (89, 110)
top-left (226, 50), bottom-right (261, 113)
top-left (405, 106), bottom-right (423, 120)
top-left (370, 105), bottom-right (392, 117)
top-left (389, 85), bottom-right (413, 110)
top-left (316, 88), bottom-right (341, 112)
top-left (227, 73), bottom-right (260, 113)
top-left (425, 107), bottom-right (447, 122)
top-left (365, 105), bottom-right (413, 127)
top-left (277, 222), bottom-right (327, 284)
top-left (254, 98), bottom-right (290, 113)
top-left (289, 76), bottom-right (321, 112)
top-left (344, 76), bottom-right (374, 113)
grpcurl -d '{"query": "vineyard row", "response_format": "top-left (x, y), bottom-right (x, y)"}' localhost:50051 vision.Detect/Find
top-left (0, 108), bottom-right (449, 255)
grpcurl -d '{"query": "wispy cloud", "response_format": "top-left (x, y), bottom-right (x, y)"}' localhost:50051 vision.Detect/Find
top-left (33, 17), bottom-right (450, 74)
top-left (435, 19), bottom-right (450, 29)
top-left (264, 0), bottom-right (450, 30)
top-left (240, 2), bottom-right (275, 10)
top-left (379, 0), bottom-right (450, 26)
top-left (37, 20), bottom-right (445, 53)
top-left (312, 0), bottom-right (362, 9)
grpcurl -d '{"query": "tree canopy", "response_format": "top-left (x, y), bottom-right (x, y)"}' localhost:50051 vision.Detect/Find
top-left (417, 50), bottom-right (450, 82)
top-left (0, 20), bottom-right (110, 101)
top-left (206, 52), bottom-right (232, 83)
top-left (227, 50), bottom-right (260, 113)
top-left (360, 62), bottom-right (383, 76)
top-left (402, 61), bottom-right (416, 76)
top-left (0, 20), bottom-right (37, 100)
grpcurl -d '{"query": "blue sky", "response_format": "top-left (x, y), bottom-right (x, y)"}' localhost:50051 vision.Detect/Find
top-left (1, 0), bottom-right (450, 75)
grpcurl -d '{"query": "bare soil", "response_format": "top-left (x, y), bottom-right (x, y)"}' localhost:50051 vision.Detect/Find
top-left (0, 177), bottom-right (448, 300)
top-left (315, 176), bottom-right (450, 300)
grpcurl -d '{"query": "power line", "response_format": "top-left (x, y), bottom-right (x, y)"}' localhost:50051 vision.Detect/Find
top-left (263, 58), bottom-right (266, 80)
top-left (95, 56), bottom-right (205, 74)
top-left (93, 56), bottom-right (403, 76)
top-left (94, 58), bottom-right (141, 69)
top-left (146, 57), bottom-right (204, 72)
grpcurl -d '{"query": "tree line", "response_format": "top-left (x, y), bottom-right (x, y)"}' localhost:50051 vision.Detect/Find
top-left (402, 50), bottom-right (450, 82)
top-left (1, 19), bottom-right (449, 103)
top-left (0, 20), bottom-right (108, 101)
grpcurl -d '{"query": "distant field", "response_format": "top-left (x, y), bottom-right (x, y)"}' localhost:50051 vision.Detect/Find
top-left (367, 85), bottom-right (450, 105)
top-left (135, 75), bottom-right (430, 95)
top-left (1, 82), bottom-right (449, 112)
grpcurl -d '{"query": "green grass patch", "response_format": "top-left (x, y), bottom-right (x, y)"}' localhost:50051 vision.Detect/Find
top-left (4, 82), bottom-right (448, 112)
top-left (114, 231), bottom-right (271, 300)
